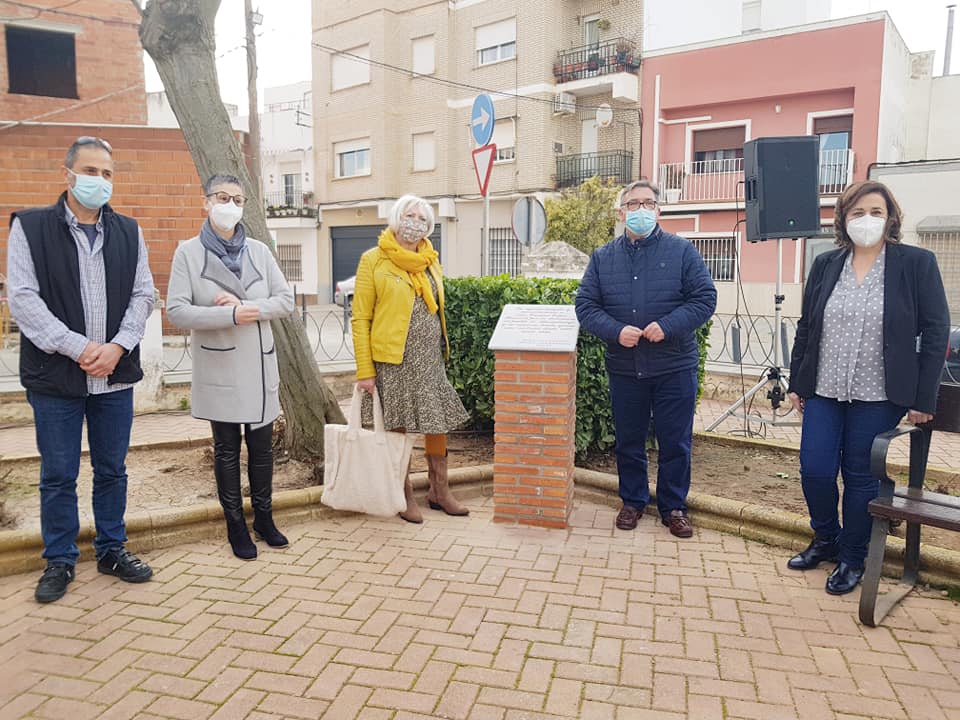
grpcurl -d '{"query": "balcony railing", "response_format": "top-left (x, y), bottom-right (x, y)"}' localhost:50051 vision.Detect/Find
top-left (553, 37), bottom-right (640, 83)
top-left (657, 149), bottom-right (855, 203)
top-left (264, 190), bottom-right (318, 219)
top-left (818, 148), bottom-right (855, 195)
top-left (556, 150), bottom-right (634, 189)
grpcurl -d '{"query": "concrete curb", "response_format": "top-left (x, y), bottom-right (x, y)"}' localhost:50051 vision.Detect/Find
top-left (2, 457), bottom-right (958, 589)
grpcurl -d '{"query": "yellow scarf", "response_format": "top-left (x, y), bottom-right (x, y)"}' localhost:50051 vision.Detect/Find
top-left (378, 228), bottom-right (440, 314)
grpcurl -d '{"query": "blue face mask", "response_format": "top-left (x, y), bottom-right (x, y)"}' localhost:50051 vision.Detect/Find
top-left (625, 208), bottom-right (656, 238)
top-left (68, 170), bottom-right (113, 210)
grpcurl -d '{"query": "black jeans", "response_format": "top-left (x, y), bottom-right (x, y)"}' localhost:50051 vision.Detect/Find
top-left (210, 421), bottom-right (274, 523)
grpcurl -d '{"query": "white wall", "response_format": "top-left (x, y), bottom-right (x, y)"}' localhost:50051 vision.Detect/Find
top-left (146, 91), bottom-right (245, 131)
top-left (904, 52), bottom-right (935, 161)
top-left (876, 18), bottom-right (912, 164)
top-left (644, 0), bottom-right (831, 51)
top-left (270, 225), bottom-right (320, 296)
top-left (870, 163), bottom-right (960, 245)
top-left (259, 82), bottom-right (315, 201)
top-left (928, 75), bottom-right (960, 159)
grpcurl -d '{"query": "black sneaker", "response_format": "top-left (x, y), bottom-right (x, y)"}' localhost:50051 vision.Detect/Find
top-left (97, 547), bottom-right (153, 583)
top-left (35, 562), bottom-right (75, 604)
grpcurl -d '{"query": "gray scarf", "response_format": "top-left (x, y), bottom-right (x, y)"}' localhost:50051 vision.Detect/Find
top-left (200, 219), bottom-right (247, 279)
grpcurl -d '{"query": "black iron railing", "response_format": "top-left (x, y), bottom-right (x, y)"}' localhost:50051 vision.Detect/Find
top-left (264, 190), bottom-right (318, 219)
top-left (556, 150), bottom-right (634, 188)
top-left (554, 37), bottom-right (640, 83)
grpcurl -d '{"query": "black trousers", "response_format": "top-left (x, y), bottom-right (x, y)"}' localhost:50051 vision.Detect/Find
top-left (210, 421), bottom-right (274, 522)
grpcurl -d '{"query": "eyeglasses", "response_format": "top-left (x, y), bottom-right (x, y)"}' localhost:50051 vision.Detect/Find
top-left (74, 136), bottom-right (113, 154)
top-left (621, 199), bottom-right (658, 211)
top-left (207, 192), bottom-right (247, 207)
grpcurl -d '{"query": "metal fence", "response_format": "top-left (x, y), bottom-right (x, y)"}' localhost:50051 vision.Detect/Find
top-left (556, 150), bottom-right (633, 189)
top-left (0, 310), bottom-right (800, 390)
top-left (554, 37), bottom-right (640, 83)
top-left (920, 230), bottom-right (960, 322)
top-left (487, 228), bottom-right (523, 277)
top-left (687, 236), bottom-right (736, 282)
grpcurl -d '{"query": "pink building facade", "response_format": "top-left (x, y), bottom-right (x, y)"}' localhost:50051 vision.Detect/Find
top-left (639, 14), bottom-right (911, 320)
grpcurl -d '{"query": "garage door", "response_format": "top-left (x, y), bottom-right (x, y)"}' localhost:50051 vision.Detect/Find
top-left (330, 224), bottom-right (441, 301)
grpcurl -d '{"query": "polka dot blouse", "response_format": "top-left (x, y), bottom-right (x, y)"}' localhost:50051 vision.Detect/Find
top-left (815, 247), bottom-right (887, 402)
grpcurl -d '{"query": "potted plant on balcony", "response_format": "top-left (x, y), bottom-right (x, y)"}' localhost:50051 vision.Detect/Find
top-left (587, 52), bottom-right (600, 71)
top-left (663, 164), bottom-right (685, 204)
top-left (615, 38), bottom-right (634, 64)
top-left (597, 18), bottom-right (611, 31)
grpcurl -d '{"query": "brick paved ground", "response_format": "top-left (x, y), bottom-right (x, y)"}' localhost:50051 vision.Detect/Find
top-left (3, 496), bottom-right (960, 720)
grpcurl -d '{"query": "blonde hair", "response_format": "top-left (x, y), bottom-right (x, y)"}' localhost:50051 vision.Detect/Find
top-left (388, 194), bottom-right (435, 233)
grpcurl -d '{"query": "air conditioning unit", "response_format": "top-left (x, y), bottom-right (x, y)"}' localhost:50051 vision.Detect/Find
top-left (553, 92), bottom-right (576, 115)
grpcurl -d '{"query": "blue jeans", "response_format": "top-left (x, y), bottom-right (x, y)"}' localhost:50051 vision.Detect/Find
top-left (799, 396), bottom-right (906, 567)
top-left (28, 388), bottom-right (134, 565)
top-left (608, 368), bottom-right (698, 518)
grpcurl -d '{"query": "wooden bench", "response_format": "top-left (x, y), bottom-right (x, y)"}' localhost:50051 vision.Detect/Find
top-left (859, 383), bottom-right (960, 627)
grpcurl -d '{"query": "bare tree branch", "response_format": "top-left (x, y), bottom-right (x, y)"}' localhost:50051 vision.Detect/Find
top-left (138, 0), bottom-right (346, 464)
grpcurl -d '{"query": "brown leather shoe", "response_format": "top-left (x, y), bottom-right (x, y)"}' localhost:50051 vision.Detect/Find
top-left (662, 510), bottom-right (693, 538)
top-left (615, 504), bottom-right (642, 530)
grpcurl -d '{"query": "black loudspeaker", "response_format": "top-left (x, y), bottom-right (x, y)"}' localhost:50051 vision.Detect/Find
top-left (743, 136), bottom-right (820, 242)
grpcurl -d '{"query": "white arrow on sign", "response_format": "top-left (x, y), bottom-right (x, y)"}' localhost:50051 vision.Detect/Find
top-left (472, 107), bottom-right (490, 131)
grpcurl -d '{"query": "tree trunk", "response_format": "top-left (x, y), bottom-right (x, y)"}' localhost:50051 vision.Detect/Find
top-left (139, 0), bottom-right (345, 463)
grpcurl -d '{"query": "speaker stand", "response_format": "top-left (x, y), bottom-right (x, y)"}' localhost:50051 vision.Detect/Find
top-left (706, 237), bottom-right (801, 432)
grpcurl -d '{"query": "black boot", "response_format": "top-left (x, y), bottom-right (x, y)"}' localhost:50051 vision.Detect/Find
top-left (248, 423), bottom-right (289, 548)
top-left (787, 535), bottom-right (839, 570)
top-left (226, 516), bottom-right (257, 560)
top-left (212, 422), bottom-right (257, 560)
top-left (826, 562), bottom-right (864, 595)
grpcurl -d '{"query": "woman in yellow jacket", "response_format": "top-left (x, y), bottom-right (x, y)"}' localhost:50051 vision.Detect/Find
top-left (352, 194), bottom-right (470, 523)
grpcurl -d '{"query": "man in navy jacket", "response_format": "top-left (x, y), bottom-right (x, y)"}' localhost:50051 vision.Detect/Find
top-left (576, 181), bottom-right (717, 536)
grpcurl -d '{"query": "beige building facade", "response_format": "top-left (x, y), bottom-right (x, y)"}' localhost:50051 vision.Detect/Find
top-left (312, 0), bottom-right (643, 301)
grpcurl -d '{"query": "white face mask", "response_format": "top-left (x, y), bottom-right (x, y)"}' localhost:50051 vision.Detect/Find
top-left (846, 214), bottom-right (886, 248)
top-left (209, 201), bottom-right (244, 231)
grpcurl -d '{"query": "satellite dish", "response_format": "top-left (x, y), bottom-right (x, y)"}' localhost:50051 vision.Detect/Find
top-left (596, 104), bottom-right (613, 128)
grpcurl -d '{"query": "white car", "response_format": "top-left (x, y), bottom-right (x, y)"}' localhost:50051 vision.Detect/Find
top-left (334, 275), bottom-right (355, 311)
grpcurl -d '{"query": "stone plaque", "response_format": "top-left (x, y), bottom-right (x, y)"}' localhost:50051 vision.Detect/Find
top-left (487, 304), bottom-right (579, 353)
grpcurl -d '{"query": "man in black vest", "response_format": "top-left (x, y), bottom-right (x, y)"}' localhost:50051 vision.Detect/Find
top-left (6, 137), bottom-right (156, 603)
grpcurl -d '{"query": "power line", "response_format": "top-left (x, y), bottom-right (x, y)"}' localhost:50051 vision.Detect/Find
top-left (312, 42), bottom-right (641, 119)
top-left (0, 0), bottom-right (140, 26)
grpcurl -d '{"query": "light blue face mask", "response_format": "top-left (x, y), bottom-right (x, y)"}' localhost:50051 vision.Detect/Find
top-left (68, 169), bottom-right (113, 210)
top-left (625, 208), bottom-right (656, 238)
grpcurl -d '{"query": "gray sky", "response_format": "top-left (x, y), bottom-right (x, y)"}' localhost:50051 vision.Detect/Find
top-left (143, 0), bottom-right (957, 112)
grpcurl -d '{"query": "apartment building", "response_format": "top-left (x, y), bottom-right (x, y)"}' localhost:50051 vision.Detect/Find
top-left (312, 0), bottom-right (643, 302)
top-left (259, 81), bottom-right (320, 300)
top-left (641, 12), bottom-right (925, 322)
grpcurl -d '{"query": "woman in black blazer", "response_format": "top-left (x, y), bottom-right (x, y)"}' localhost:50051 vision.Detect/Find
top-left (786, 180), bottom-right (949, 595)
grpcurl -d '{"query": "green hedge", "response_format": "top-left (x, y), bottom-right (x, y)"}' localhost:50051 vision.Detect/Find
top-left (444, 276), bottom-right (711, 458)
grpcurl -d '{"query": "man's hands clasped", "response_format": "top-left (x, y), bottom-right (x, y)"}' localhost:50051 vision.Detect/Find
top-left (78, 341), bottom-right (124, 378)
top-left (618, 321), bottom-right (665, 347)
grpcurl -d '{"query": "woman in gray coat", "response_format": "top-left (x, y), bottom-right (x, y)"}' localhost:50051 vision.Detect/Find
top-left (166, 174), bottom-right (295, 559)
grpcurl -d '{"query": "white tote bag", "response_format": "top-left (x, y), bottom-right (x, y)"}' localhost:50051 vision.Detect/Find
top-left (321, 385), bottom-right (413, 516)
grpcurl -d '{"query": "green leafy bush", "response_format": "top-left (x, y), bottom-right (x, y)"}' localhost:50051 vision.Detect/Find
top-left (445, 276), bottom-right (711, 458)
top-left (543, 176), bottom-right (621, 255)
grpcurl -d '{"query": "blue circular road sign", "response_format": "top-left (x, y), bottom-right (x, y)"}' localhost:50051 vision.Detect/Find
top-left (471, 94), bottom-right (496, 146)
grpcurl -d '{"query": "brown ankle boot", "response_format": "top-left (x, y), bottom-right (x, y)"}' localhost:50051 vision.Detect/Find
top-left (399, 464), bottom-right (423, 524)
top-left (426, 454), bottom-right (469, 516)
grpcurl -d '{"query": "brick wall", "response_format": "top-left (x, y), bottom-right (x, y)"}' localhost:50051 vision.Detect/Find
top-left (0, 123), bottom-right (207, 327)
top-left (0, 0), bottom-right (146, 124)
top-left (493, 350), bottom-right (576, 528)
